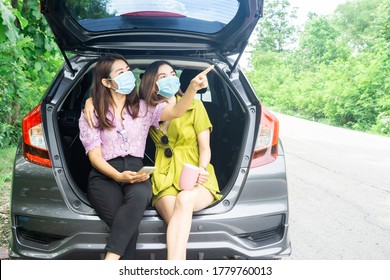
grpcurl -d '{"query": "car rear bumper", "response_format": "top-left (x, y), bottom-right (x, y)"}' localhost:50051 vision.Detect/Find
top-left (10, 153), bottom-right (290, 260)
top-left (9, 210), bottom-right (290, 260)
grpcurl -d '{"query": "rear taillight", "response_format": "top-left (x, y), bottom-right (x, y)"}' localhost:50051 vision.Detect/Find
top-left (250, 104), bottom-right (279, 168)
top-left (22, 103), bottom-right (52, 167)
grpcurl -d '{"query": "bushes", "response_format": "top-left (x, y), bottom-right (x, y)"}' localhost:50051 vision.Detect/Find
top-left (0, 0), bottom-right (62, 148)
top-left (246, 49), bottom-right (389, 135)
top-left (247, 0), bottom-right (390, 136)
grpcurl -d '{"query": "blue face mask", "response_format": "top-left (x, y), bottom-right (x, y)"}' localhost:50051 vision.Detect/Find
top-left (109, 71), bottom-right (136, 95)
top-left (156, 76), bottom-right (181, 98)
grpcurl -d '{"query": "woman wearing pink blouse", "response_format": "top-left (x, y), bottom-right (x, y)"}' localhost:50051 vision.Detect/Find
top-left (79, 54), bottom-right (212, 260)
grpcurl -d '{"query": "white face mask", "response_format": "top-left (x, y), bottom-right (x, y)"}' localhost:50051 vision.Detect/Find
top-left (156, 76), bottom-right (181, 98)
top-left (108, 71), bottom-right (136, 94)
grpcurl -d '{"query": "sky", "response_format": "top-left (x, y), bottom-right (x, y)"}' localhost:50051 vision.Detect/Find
top-left (289, 0), bottom-right (350, 24)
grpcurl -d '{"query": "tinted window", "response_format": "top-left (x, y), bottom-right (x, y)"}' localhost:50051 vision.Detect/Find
top-left (65, 0), bottom-right (239, 33)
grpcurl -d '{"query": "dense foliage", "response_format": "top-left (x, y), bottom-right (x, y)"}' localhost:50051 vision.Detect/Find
top-left (247, 0), bottom-right (390, 135)
top-left (0, 0), bottom-right (389, 150)
top-left (0, 0), bottom-right (61, 147)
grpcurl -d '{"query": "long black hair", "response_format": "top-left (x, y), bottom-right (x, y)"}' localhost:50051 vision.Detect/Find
top-left (91, 54), bottom-right (140, 129)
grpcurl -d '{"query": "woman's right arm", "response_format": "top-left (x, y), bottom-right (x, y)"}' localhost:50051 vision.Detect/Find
top-left (88, 146), bottom-right (122, 181)
top-left (160, 65), bottom-right (214, 121)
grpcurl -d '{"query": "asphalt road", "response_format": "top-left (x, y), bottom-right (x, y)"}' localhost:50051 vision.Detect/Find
top-left (273, 112), bottom-right (390, 259)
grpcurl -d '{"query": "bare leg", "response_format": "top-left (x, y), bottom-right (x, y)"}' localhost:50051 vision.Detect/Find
top-left (105, 251), bottom-right (121, 260)
top-left (155, 185), bottom-right (213, 259)
top-left (155, 195), bottom-right (176, 223)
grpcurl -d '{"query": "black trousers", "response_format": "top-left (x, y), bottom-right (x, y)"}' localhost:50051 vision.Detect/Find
top-left (87, 155), bottom-right (152, 259)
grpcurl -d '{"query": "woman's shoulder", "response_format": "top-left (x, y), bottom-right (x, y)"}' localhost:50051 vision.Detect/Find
top-left (138, 99), bottom-right (165, 109)
top-left (139, 99), bottom-right (147, 107)
top-left (192, 98), bottom-right (206, 110)
top-left (192, 99), bottom-right (202, 105)
top-left (137, 99), bottom-right (148, 112)
top-left (177, 95), bottom-right (201, 110)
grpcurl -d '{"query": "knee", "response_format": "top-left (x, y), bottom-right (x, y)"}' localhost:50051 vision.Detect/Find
top-left (125, 184), bottom-right (152, 207)
top-left (175, 191), bottom-right (195, 211)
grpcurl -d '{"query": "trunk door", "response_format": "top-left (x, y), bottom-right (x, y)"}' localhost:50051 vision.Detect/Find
top-left (41, 0), bottom-right (263, 59)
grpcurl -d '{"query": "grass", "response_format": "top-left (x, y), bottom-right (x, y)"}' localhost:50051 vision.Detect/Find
top-left (0, 146), bottom-right (17, 190)
top-left (0, 146), bottom-right (16, 255)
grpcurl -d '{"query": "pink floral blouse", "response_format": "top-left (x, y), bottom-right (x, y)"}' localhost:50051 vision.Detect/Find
top-left (79, 100), bottom-right (167, 161)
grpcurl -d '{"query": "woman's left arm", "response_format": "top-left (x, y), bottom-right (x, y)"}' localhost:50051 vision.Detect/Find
top-left (197, 129), bottom-right (211, 185)
top-left (84, 97), bottom-right (96, 128)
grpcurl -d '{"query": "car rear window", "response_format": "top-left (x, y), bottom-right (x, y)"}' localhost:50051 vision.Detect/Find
top-left (64, 0), bottom-right (240, 34)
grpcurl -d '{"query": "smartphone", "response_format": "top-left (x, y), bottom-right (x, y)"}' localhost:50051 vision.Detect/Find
top-left (137, 166), bottom-right (156, 174)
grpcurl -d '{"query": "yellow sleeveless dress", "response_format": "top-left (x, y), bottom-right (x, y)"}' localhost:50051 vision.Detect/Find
top-left (150, 98), bottom-right (222, 206)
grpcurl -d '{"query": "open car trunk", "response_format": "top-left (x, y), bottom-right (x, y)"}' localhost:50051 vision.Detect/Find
top-left (57, 58), bottom-right (247, 208)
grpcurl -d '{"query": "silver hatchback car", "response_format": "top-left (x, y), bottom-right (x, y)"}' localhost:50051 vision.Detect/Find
top-left (9, 0), bottom-right (290, 259)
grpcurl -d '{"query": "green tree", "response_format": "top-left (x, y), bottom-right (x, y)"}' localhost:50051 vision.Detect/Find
top-left (333, 0), bottom-right (387, 50)
top-left (65, 0), bottom-right (113, 20)
top-left (299, 14), bottom-right (350, 65)
top-left (247, 0), bottom-right (389, 136)
top-left (331, 0), bottom-right (390, 133)
top-left (254, 0), bottom-right (298, 52)
top-left (0, 0), bottom-right (61, 147)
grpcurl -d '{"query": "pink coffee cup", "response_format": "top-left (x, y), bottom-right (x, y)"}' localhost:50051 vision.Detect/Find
top-left (179, 163), bottom-right (201, 191)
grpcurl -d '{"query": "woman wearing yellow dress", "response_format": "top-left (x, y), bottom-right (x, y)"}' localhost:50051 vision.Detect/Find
top-left (139, 61), bottom-right (222, 260)
top-left (84, 60), bottom-right (220, 259)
